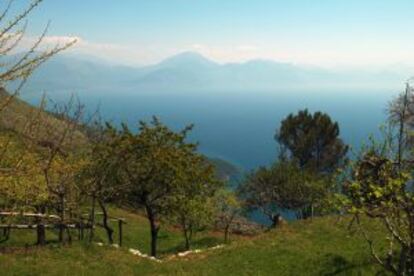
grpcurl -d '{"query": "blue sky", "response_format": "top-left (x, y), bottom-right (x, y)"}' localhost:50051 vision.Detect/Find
top-left (9, 0), bottom-right (414, 67)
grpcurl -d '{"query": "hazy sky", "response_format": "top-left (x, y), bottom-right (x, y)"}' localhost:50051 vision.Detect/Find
top-left (10, 0), bottom-right (414, 67)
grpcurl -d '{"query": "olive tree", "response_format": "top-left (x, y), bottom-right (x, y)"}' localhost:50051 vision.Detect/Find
top-left (168, 154), bottom-right (221, 250)
top-left (214, 189), bottom-right (242, 243)
top-left (113, 117), bottom-right (220, 257)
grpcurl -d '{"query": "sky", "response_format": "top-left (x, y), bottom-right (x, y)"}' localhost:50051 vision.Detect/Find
top-left (8, 0), bottom-right (414, 67)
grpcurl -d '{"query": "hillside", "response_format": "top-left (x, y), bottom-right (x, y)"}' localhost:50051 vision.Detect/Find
top-left (0, 209), bottom-right (385, 275)
top-left (208, 157), bottom-right (243, 186)
top-left (0, 88), bottom-right (88, 149)
top-left (0, 93), bottom-right (387, 275)
top-left (0, 90), bottom-right (241, 182)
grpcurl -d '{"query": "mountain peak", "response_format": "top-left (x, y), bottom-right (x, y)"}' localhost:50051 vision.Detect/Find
top-left (158, 51), bottom-right (218, 68)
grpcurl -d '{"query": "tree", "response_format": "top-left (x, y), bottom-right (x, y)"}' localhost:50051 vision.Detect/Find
top-left (345, 150), bottom-right (414, 275)
top-left (36, 97), bottom-right (87, 244)
top-left (174, 197), bottom-right (216, 250)
top-left (114, 117), bottom-right (216, 257)
top-left (240, 166), bottom-right (280, 227)
top-left (214, 189), bottom-right (242, 243)
top-left (0, 132), bottom-right (48, 209)
top-left (168, 154), bottom-right (221, 250)
top-left (341, 82), bottom-right (414, 275)
top-left (0, 0), bottom-right (75, 245)
top-left (240, 160), bottom-right (333, 225)
top-left (0, 0), bottom-right (76, 110)
top-left (81, 122), bottom-right (125, 244)
top-left (276, 109), bottom-right (348, 173)
top-left (0, 132), bottom-right (49, 244)
top-left (388, 82), bottom-right (414, 167)
top-left (0, 95), bottom-right (87, 245)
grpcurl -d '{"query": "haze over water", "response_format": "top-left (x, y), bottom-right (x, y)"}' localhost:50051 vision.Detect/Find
top-left (24, 88), bottom-right (393, 171)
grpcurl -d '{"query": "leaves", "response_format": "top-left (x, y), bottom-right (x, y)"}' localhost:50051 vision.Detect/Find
top-left (276, 109), bottom-right (348, 173)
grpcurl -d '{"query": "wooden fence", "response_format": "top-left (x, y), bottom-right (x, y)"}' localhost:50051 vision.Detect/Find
top-left (0, 211), bottom-right (126, 246)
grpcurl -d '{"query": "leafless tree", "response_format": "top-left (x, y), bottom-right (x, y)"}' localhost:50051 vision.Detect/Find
top-left (0, 0), bottom-right (76, 112)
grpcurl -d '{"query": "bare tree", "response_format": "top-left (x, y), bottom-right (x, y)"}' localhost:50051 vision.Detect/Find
top-left (0, 0), bottom-right (76, 246)
top-left (388, 81), bottom-right (413, 167)
top-left (0, 0), bottom-right (76, 111)
top-left (344, 81), bottom-right (414, 275)
top-left (39, 96), bottom-right (87, 244)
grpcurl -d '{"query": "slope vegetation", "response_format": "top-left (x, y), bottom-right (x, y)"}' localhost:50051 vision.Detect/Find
top-left (0, 212), bottom-right (385, 275)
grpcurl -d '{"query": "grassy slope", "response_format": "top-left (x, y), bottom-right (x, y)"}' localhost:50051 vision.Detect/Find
top-left (0, 93), bottom-right (386, 275)
top-left (0, 211), bottom-right (387, 276)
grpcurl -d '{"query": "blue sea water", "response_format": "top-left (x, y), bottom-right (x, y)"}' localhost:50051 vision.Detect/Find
top-left (41, 89), bottom-right (391, 167)
top-left (25, 88), bottom-right (393, 170)
top-left (23, 88), bottom-right (395, 224)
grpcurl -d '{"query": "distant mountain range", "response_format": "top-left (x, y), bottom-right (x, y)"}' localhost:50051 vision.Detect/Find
top-left (12, 51), bottom-right (407, 171)
top-left (22, 51), bottom-right (411, 94)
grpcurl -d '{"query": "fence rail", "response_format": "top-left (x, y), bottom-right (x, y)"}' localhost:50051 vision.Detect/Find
top-left (0, 212), bottom-right (61, 220)
top-left (0, 211), bottom-right (127, 246)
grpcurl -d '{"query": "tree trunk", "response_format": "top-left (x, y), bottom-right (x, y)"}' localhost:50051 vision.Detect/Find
top-left (89, 195), bottom-right (96, 243)
top-left (98, 199), bottom-right (114, 244)
top-left (396, 83), bottom-right (410, 169)
top-left (2, 227), bottom-right (10, 241)
top-left (66, 226), bottom-right (72, 244)
top-left (410, 243), bottom-right (414, 275)
top-left (118, 220), bottom-right (123, 247)
top-left (188, 228), bottom-right (193, 248)
top-left (311, 204), bottom-right (314, 220)
top-left (146, 206), bottom-right (159, 257)
top-left (181, 217), bottom-right (192, 250)
top-left (398, 246), bottom-right (408, 275)
top-left (36, 206), bottom-right (46, 246)
top-left (37, 224), bottom-right (46, 245)
top-left (224, 224), bottom-right (230, 243)
top-left (150, 220), bottom-right (159, 257)
top-left (271, 213), bottom-right (282, 228)
top-left (58, 193), bottom-right (65, 243)
top-left (184, 229), bottom-right (190, 250)
top-left (185, 226), bottom-right (193, 250)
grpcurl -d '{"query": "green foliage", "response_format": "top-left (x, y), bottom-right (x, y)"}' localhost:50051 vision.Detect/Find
top-left (117, 117), bottom-right (198, 210)
top-left (0, 132), bottom-right (48, 208)
top-left (214, 189), bottom-right (242, 242)
top-left (105, 117), bottom-right (222, 256)
top-left (344, 149), bottom-right (414, 275)
top-left (276, 109), bottom-right (348, 173)
top-left (167, 152), bottom-right (222, 250)
top-left (240, 160), bottom-right (335, 224)
top-left (347, 152), bottom-right (408, 214)
top-left (80, 124), bottom-right (124, 201)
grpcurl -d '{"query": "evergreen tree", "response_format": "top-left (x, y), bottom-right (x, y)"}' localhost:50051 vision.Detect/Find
top-left (276, 109), bottom-right (348, 173)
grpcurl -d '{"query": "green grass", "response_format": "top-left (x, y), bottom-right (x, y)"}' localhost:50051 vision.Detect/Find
top-left (0, 209), bottom-right (389, 276)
